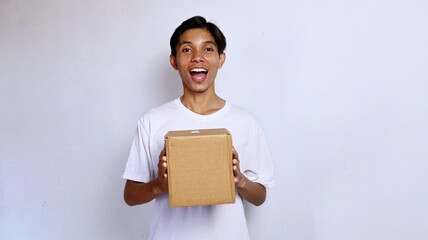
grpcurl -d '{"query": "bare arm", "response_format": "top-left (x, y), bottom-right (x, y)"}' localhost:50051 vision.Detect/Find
top-left (123, 149), bottom-right (168, 206)
top-left (232, 148), bottom-right (267, 206)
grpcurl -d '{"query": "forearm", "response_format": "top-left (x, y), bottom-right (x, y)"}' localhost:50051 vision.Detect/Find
top-left (124, 151), bottom-right (169, 206)
top-left (236, 176), bottom-right (266, 206)
top-left (123, 179), bottom-right (165, 206)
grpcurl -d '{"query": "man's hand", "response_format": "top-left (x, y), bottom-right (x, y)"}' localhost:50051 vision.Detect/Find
top-left (154, 148), bottom-right (169, 194)
top-left (123, 148), bottom-right (169, 206)
top-left (232, 147), bottom-right (267, 206)
top-left (232, 148), bottom-right (247, 189)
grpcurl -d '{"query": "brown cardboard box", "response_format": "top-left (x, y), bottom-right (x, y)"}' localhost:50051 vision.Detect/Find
top-left (164, 128), bottom-right (236, 208)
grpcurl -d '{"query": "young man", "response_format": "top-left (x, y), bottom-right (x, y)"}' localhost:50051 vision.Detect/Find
top-left (122, 16), bottom-right (274, 239)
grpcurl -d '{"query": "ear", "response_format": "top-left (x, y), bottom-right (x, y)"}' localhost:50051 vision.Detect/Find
top-left (218, 52), bottom-right (226, 69)
top-left (170, 55), bottom-right (178, 70)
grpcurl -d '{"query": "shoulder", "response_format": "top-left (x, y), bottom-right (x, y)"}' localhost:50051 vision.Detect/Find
top-left (228, 102), bottom-right (260, 124)
top-left (223, 102), bottom-right (267, 140)
top-left (141, 99), bottom-right (177, 118)
top-left (137, 99), bottom-right (178, 126)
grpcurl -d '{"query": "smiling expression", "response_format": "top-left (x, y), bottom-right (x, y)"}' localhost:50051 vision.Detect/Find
top-left (170, 28), bottom-right (226, 95)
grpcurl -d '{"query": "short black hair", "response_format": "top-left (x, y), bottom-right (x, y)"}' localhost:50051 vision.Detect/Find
top-left (170, 16), bottom-right (227, 56)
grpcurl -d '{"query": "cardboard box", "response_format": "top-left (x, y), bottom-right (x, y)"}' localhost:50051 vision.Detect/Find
top-left (164, 128), bottom-right (236, 208)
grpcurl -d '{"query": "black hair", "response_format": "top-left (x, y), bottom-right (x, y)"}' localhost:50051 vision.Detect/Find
top-left (170, 16), bottom-right (227, 56)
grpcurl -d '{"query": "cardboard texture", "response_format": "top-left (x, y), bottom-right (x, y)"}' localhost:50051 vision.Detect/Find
top-left (165, 128), bottom-right (236, 208)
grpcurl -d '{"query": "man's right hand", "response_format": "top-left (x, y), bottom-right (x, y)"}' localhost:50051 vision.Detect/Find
top-left (123, 149), bottom-right (169, 206)
top-left (154, 148), bottom-right (168, 194)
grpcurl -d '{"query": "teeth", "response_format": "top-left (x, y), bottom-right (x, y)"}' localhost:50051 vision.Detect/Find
top-left (190, 68), bottom-right (207, 73)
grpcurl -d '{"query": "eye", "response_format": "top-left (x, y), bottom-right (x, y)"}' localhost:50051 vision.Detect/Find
top-left (181, 47), bottom-right (192, 53)
top-left (205, 47), bottom-right (214, 52)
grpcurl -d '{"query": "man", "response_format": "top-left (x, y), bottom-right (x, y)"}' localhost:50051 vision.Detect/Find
top-left (122, 16), bottom-right (274, 240)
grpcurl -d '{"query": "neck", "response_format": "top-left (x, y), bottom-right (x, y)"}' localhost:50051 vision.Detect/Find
top-left (180, 93), bottom-right (225, 115)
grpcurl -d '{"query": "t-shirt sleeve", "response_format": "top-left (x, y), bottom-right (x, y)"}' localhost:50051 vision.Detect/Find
top-left (121, 119), bottom-right (154, 183)
top-left (242, 120), bottom-right (275, 189)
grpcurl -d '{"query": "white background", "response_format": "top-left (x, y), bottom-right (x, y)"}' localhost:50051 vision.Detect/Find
top-left (1, 0), bottom-right (427, 239)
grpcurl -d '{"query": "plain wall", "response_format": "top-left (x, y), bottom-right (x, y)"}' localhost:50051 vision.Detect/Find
top-left (1, 0), bottom-right (427, 239)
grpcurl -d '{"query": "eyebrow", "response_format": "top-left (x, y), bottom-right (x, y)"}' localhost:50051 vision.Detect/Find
top-left (177, 40), bottom-right (217, 48)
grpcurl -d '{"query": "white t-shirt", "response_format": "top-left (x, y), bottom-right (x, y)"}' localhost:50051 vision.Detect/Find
top-left (122, 98), bottom-right (274, 240)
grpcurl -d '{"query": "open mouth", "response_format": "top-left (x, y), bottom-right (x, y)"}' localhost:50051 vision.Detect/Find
top-left (189, 68), bottom-right (208, 82)
top-left (190, 68), bottom-right (208, 75)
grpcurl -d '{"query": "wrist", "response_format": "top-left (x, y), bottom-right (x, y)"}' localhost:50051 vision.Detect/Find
top-left (151, 179), bottom-right (163, 197)
top-left (236, 175), bottom-right (248, 190)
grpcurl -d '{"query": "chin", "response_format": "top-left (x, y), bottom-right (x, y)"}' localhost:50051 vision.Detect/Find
top-left (193, 88), bottom-right (208, 93)
top-left (187, 84), bottom-right (208, 93)
top-left (183, 81), bottom-right (213, 94)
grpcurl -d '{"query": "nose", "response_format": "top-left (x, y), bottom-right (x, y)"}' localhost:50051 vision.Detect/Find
top-left (191, 50), bottom-right (204, 62)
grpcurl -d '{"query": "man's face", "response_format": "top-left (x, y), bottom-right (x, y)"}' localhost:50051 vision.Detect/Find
top-left (170, 28), bottom-right (226, 95)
